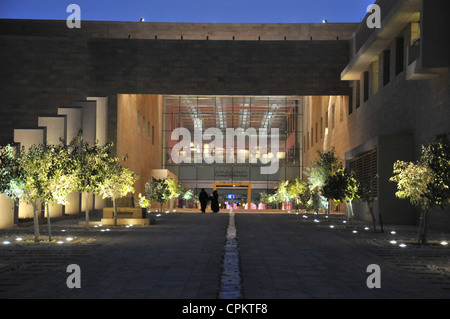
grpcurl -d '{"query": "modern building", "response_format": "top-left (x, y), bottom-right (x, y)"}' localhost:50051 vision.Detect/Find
top-left (0, 0), bottom-right (449, 230)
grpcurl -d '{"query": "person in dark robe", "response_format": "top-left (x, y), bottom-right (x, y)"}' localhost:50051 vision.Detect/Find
top-left (210, 190), bottom-right (220, 213)
top-left (199, 188), bottom-right (209, 213)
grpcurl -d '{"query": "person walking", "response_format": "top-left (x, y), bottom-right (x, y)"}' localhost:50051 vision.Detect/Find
top-left (210, 190), bottom-right (220, 213)
top-left (199, 188), bottom-right (209, 213)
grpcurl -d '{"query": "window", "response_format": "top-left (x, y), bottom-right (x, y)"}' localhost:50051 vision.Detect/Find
top-left (355, 81), bottom-right (361, 108)
top-left (325, 111), bottom-right (329, 128)
top-left (147, 121), bottom-right (150, 141)
top-left (315, 123), bottom-right (318, 143)
top-left (383, 50), bottom-right (390, 86)
top-left (349, 89), bottom-right (353, 115)
top-left (372, 61), bottom-right (379, 95)
top-left (363, 71), bottom-right (369, 102)
top-left (142, 116), bottom-right (146, 135)
top-left (395, 37), bottom-right (404, 75)
top-left (349, 148), bottom-right (378, 195)
top-left (320, 117), bottom-right (323, 138)
top-left (137, 110), bottom-right (141, 133)
top-left (152, 125), bottom-right (155, 145)
top-left (331, 104), bottom-right (335, 129)
top-left (307, 132), bottom-right (309, 150)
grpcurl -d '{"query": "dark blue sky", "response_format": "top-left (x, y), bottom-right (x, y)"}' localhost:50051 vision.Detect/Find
top-left (0, 0), bottom-right (374, 23)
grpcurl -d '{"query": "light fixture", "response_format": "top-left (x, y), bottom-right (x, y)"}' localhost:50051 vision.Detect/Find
top-left (441, 241), bottom-right (448, 246)
top-left (140, 18), bottom-right (145, 22)
top-left (399, 243), bottom-right (407, 248)
top-left (2, 241), bottom-right (10, 245)
top-left (322, 19), bottom-right (328, 23)
top-left (390, 240), bottom-right (397, 244)
top-left (16, 237), bottom-right (23, 241)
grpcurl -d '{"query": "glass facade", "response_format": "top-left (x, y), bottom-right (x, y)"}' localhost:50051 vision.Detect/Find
top-left (163, 96), bottom-right (303, 208)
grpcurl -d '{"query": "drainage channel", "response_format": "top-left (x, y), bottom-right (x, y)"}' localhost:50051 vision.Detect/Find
top-left (217, 212), bottom-right (244, 299)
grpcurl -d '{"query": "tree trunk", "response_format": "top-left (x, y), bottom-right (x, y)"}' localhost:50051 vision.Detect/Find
top-left (367, 202), bottom-right (377, 232)
top-left (32, 201), bottom-right (40, 242)
top-left (85, 192), bottom-right (90, 229)
top-left (345, 201), bottom-right (354, 224)
top-left (417, 209), bottom-right (430, 245)
top-left (113, 197), bottom-right (117, 226)
top-left (46, 203), bottom-right (52, 242)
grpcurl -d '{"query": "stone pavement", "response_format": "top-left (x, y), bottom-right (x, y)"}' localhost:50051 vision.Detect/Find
top-left (0, 211), bottom-right (449, 299)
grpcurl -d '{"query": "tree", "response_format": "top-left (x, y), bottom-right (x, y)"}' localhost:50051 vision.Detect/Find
top-left (306, 189), bottom-right (328, 213)
top-left (11, 144), bottom-right (51, 242)
top-left (97, 160), bottom-right (138, 226)
top-left (305, 148), bottom-right (343, 214)
top-left (39, 143), bottom-right (78, 241)
top-left (274, 180), bottom-right (290, 209)
top-left (145, 178), bottom-right (171, 212)
top-left (71, 136), bottom-right (115, 228)
top-left (357, 175), bottom-right (382, 232)
top-left (322, 170), bottom-right (359, 223)
top-left (0, 144), bottom-right (24, 199)
top-left (286, 178), bottom-right (311, 211)
top-left (390, 135), bottom-right (450, 244)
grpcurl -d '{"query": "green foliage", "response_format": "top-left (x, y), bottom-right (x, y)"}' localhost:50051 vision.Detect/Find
top-left (306, 189), bottom-right (328, 212)
top-left (322, 170), bottom-right (359, 204)
top-left (97, 161), bottom-right (138, 201)
top-left (390, 135), bottom-right (450, 244)
top-left (71, 136), bottom-right (116, 195)
top-left (145, 178), bottom-right (171, 208)
top-left (305, 148), bottom-right (343, 191)
top-left (138, 193), bottom-right (152, 209)
top-left (165, 178), bottom-right (185, 200)
top-left (0, 144), bottom-right (25, 200)
top-left (390, 134), bottom-right (450, 212)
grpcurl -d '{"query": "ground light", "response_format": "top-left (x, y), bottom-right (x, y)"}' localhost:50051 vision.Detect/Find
top-left (399, 243), bottom-right (407, 248)
top-left (441, 241), bottom-right (448, 246)
top-left (390, 240), bottom-right (397, 244)
top-left (2, 241), bottom-right (10, 245)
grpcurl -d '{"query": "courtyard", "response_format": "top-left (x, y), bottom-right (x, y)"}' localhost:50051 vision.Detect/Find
top-left (0, 210), bottom-right (449, 300)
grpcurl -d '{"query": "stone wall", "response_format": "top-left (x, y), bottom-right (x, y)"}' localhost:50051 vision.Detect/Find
top-left (0, 19), bottom-right (354, 146)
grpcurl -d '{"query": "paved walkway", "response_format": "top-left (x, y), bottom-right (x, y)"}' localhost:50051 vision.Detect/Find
top-left (0, 211), bottom-right (449, 299)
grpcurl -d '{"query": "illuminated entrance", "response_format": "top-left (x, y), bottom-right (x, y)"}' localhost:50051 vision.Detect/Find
top-left (214, 182), bottom-right (251, 210)
top-left (163, 95), bottom-right (303, 209)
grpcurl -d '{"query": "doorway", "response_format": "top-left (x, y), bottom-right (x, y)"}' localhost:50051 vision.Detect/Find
top-left (213, 182), bottom-right (251, 210)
